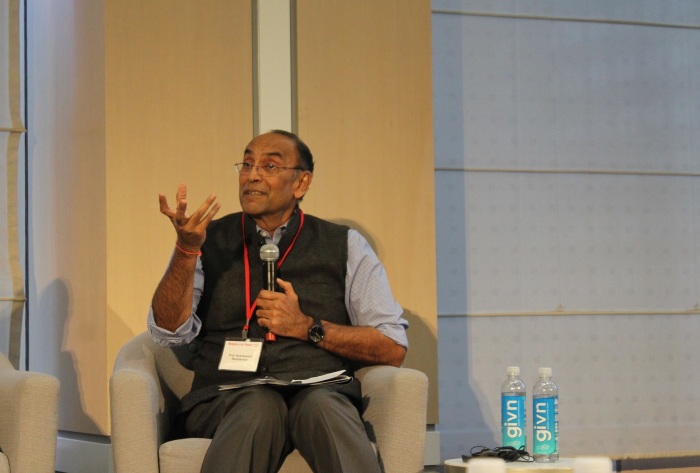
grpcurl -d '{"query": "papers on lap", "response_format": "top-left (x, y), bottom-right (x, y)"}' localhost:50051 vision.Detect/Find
top-left (218, 370), bottom-right (352, 391)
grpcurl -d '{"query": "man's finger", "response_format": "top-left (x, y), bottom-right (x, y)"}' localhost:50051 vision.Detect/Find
top-left (201, 202), bottom-right (222, 225)
top-left (256, 289), bottom-right (278, 302)
top-left (276, 278), bottom-right (296, 298)
top-left (190, 193), bottom-right (220, 225)
top-left (158, 194), bottom-right (174, 217)
top-left (176, 183), bottom-right (187, 202)
top-left (173, 184), bottom-right (190, 219)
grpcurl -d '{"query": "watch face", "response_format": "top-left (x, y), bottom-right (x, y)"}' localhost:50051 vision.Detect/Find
top-left (309, 324), bottom-right (325, 343)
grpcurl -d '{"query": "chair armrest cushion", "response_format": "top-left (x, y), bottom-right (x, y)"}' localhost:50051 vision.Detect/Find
top-left (0, 452), bottom-right (9, 473)
top-left (0, 355), bottom-right (60, 473)
top-left (355, 365), bottom-right (429, 473)
top-left (110, 333), bottom-right (164, 473)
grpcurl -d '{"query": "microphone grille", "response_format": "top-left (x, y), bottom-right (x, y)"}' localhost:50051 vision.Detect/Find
top-left (260, 243), bottom-right (280, 262)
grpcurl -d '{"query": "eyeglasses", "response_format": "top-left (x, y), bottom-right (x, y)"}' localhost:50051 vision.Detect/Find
top-left (234, 162), bottom-right (304, 176)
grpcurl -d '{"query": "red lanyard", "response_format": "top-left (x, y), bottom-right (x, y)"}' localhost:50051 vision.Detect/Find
top-left (241, 211), bottom-right (305, 337)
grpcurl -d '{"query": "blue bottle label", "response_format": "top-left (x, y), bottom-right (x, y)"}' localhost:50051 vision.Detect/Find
top-left (533, 396), bottom-right (558, 455)
top-left (501, 393), bottom-right (526, 449)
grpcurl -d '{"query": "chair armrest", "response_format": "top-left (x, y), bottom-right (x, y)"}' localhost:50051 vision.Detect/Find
top-left (0, 354), bottom-right (60, 473)
top-left (110, 333), bottom-right (165, 473)
top-left (355, 365), bottom-right (429, 473)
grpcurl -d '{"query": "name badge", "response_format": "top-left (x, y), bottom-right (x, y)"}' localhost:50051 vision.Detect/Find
top-left (218, 339), bottom-right (263, 372)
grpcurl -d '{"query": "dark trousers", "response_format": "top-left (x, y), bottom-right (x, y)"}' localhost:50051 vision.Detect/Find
top-left (184, 385), bottom-right (381, 473)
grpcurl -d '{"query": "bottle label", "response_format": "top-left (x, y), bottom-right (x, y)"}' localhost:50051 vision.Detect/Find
top-left (533, 396), bottom-right (558, 455)
top-left (501, 393), bottom-right (526, 449)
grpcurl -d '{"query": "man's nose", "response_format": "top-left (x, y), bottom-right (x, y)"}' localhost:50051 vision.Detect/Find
top-left (247, 164), bottom-right (262, 180)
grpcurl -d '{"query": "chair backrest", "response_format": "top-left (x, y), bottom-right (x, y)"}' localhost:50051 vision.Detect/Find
top-left (0, 352), bottom-right (60, 473)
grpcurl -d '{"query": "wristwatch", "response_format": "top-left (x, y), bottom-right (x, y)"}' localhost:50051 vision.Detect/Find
top-left (308, 318), bottom-right (325, 344)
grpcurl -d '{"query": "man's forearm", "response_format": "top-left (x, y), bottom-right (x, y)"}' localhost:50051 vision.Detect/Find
top-left (152, 250), bottom-right (198, 332)
top-left (315, 321), bottom-right (406, 368)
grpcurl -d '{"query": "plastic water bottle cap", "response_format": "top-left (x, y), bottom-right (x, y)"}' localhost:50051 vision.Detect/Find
top-left (467, 457), bottom-right (506, 473)
top-left (538, 367), bottom-right (552, 378)
top-left (506, 366), bottom-right (520, 376)
top-left (573, 457), bottom-right (613, 473)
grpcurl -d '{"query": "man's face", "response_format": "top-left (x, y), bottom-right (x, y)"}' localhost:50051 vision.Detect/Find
top-left (238, 132), bottom-right (311, 224)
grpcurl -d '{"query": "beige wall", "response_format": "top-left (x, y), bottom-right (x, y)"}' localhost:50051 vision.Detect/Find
top-left (105, 0), bottom-right (254, 379)
top-left (295, 0), bottom-right (438, 422)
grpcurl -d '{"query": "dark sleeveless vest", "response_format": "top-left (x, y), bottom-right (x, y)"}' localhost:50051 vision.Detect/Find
top-left (180, 210), bottom-right (360, 412)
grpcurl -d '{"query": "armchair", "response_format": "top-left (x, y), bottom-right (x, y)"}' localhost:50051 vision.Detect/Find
top-left (110, 332), bottom-right (428, 473)
top-left (0, 352), bottom-right (60, 473)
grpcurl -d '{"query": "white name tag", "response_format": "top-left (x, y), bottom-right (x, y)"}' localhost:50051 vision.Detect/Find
top-left (218, 339), bottom-right (263, 372)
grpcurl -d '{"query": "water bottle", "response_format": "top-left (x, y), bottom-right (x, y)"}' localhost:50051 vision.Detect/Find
top-left (533, 367), bottom-right (559, 462)
top-left (501, 366), bottom-right (526, 450)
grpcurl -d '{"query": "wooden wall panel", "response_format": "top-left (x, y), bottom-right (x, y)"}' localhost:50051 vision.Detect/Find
top-left (105, 0), bottom-right (254, 430)
top-left (295, 0), bottom-right (439, 422)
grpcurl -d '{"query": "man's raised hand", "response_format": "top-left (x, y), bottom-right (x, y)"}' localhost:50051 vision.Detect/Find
top-left (159, 184), bottom-right (220, 252)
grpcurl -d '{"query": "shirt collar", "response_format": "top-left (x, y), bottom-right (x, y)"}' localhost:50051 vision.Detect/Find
top-left (257, 221), bottom-right (289, 246)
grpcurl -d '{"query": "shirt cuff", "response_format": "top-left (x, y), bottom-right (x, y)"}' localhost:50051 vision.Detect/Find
top-left (147, 306), bottom-right (201, 346)
top-left (375, 322), bottom-right (409, 349)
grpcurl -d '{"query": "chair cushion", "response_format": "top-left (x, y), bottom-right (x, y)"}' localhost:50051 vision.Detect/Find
top-left (158, 438), bottom-right (312, 473)
top-left (159, 438), bottom-right (209, 473)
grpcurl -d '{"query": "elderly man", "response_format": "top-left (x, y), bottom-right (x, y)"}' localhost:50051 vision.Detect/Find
top-left (148, 130), bottom-right (408, 473)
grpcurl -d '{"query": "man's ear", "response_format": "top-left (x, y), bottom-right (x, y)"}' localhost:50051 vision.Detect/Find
top-left (294, 171), bottom-right (313, 199)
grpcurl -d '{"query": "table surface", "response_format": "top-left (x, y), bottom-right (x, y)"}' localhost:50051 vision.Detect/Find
top-left (444, 458), bottom-right (576, 472)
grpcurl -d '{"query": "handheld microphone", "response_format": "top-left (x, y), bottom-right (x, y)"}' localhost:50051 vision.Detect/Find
top-left (259, 244), bottom-right (280, 342)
